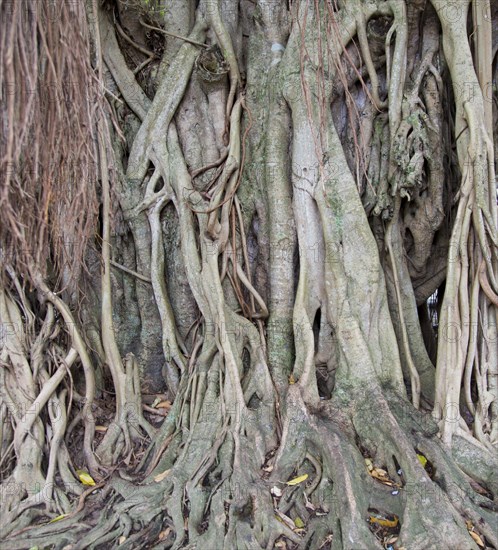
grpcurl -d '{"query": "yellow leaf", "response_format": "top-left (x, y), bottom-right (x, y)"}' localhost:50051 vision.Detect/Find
top-left (49, 514), bottom-right (68, 523)
top-left (364, 458), bottom-right (373, 472)
top-left (417, 454), bottom-right (427, 468)
top-left (76, 469), bottom-right (96, 486)
top-left (286, 474), bottom-right (308, 486)
top-left (289, 374), bottom-right (296, 385)
top-left (154, 468), bottom-right (171, 482)
top-left (95, 425), bottom-right (108, 433)
top-left (368, 514), bottom-right (399, 528)
top-left (294, 517), bottom-right (305, 528)
top-left (469, 530), bottom-right (485, 547)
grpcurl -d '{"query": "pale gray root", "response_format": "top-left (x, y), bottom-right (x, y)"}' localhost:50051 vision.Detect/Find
top-left (0, 285), bottom-right (85, 537)
top-left (2, 1), bottom-right (497, 549)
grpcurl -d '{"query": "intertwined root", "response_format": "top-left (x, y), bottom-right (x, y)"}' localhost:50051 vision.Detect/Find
top-left (1, 0), bottom-right (497, 548)
top-left (4, 378), bottom-right (495, 550)
top-left (269, 384), bottom-right (497, 550)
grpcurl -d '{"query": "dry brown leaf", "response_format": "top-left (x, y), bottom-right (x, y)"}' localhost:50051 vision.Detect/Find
top-left (275, 510), bottom-right (296, 530)
top-left (469, 530), bottom-right (485, 547)
top-left (369, 468), bottom-right (394, 486)
top-left (371, 467), bottom-right (389, 479)
top-left (154, 468), bottom-right (171, 482)
top-left (158, 527), bottom-right (172, 541)
top-left (156, 400), bottom-right (172, 410)
top-left (305, 500), bottom-right (316, 511)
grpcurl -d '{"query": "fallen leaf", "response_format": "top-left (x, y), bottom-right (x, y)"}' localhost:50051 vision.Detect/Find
top-left (417, 453), bottom-right (428, 468)
top-left (469, 530), bottom-right (485, 547)
top-left (95, 425), bottom-right (107, 433)
top-left (365, 458), bottom-right (374, 472)
top-left (275, 510), bottom-right (296, 530)
top-left (371, 467), bottom-right (389, 479)
top-left (369, 468), bottom-right (394, 486)
top-left (118, 536), bottom-right (126, 545)
top-left (275, 540), bottom-right (287, 549)
top-left (49, 514), bottom-right (68, 523)
top-left (289, 374), bottom-right (296, 385)
top-left (154, 468), bottom-right (171, 482)
top-left (156, 400), bottom-right (172, 410)
top-left (286, 474), bottom-right (308, 486)
top-left (368, 514), bottom-right (399, 528)
top-left (158, 527), bottom-right (172, 541)
top-left (263, 464), bottom-right (274, 473)
top-left (304, 496), bottom-right (316, 511)
top-left (294, 517), bottom-right (305, 528)
top-left (76, 470), bottom-right (96, 486)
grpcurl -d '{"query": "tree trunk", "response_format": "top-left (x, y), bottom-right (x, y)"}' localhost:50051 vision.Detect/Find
top-left (1, 0), bottom-right (497, 549)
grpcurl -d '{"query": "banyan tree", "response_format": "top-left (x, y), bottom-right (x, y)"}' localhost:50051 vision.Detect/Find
top-left (0, 0), bottom-right (497, 548)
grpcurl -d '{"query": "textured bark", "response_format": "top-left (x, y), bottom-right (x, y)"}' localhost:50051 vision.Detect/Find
top-left (1, 1), bottom-right (497, 549)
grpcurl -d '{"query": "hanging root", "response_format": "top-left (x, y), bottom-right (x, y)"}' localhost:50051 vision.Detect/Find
top-left (0, 282), bottom-right (89, 537)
